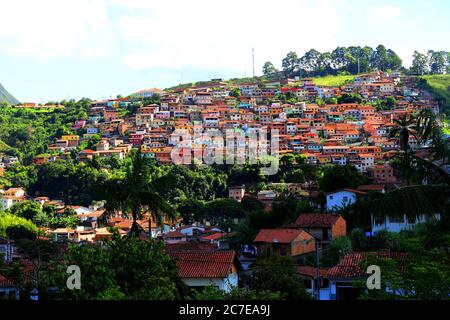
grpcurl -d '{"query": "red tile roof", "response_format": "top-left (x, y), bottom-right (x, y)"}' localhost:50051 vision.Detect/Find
top-left (253, 229), bottom-right (313, 244)
top-left (200, 232), bottom-right (226, 241)
top-left (165, 242), bottom-right (217, 253)
top-left (327, 252), bottom-right (408, 279)
top-left (0, 273), bottom-right (15, 286)
top-left (297, 266), bottom-right (328, 278)
top-left (288, 214), bottom-right (342, 228)
top-left (327, 188), bottom-right (368, 195)
top-left (170, 251), bottom-right (237, 278)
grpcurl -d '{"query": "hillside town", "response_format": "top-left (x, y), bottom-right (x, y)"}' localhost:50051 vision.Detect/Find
top-left (1, 69), bottom-right (448, 301)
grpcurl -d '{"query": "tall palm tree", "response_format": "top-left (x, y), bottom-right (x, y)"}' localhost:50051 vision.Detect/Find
top-left (362, 109), bottom-right (450, 236)
top-left (389, 114), bottom-right (417, 185)
top-left (95, 149), bottom-right (175, 238)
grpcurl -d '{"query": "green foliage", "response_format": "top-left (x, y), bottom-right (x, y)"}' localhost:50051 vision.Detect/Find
top-left (251, 255), bottom-right (312, 300)
top-left (262, 61), bottom-right (278, 77)
top-left (190, 285), bottom-right (282, 300)
top-left (229, 88), bottom-right (241, 98)
top-left (0, 212), bottom-right (39, 238)
top-left (95, 149), bottom-right (175, 236)
top-left (418, 74), bottom-right (450, 114)
top-left (337, 93), bottom-right (363, 104)
top-left (323, 236), bottom-right (352, 266)
top-left (8, 200), bottom-right (43, 221)
top-left (318, 164), bottom-right (368, 192)
top-left (0, 99), bottom-right (90, 164)
top-left (54, 235), bottom-right (183, 300)
top-left (313, 74), bottom-right (356, 86)
top-left (241, 196), bottom-right (265, 212)
top-left (6, 225), bottom-right (37, 240)
top-left (281, 45), bottom-right (402, 78)
top-left (199, 198), bottom-right (246, 226)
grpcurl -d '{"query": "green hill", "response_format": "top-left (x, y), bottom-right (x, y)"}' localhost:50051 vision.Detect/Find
top-left (0, 83), bottom-right (20, 105)
top-left (312, 74), bottom-right (357, 86)
top-left (417, 75), bottom-right (450, 115)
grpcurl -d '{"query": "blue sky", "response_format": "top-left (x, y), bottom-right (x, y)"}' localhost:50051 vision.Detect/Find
top-left (0, 0), bottom-right (448, 102)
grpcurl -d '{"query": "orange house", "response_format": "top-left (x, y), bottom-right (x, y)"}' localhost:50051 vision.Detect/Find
top-left (254, 229), bottom-right (316, 257)
top-left (286, 214), bottom-right (346, 243)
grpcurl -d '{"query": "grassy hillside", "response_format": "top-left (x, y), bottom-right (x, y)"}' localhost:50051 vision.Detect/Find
top-left (0, 83), bottom-right (20, 105)
top-left (418, 74), bottom-right (450, 115)
top-left (312, 74), bottom-right (356, 86)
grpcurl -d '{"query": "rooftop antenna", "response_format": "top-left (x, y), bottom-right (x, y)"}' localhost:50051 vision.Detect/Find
top-left (252, 47), bottom-right (255, 78)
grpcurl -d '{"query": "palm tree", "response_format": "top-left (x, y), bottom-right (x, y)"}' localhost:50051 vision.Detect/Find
top-left (389, 114), bottom-right (417, 185)
top-left (362, 109), bottom-right (450, 238)
top-left (95, 149), bottom-right (175, 238)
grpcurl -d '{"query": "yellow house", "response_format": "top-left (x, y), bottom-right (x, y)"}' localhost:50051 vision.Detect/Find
top-left (61, 135), bottom-right (80, 141)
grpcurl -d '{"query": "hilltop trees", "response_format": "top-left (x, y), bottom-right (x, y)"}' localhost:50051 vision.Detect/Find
top-left (411, 51), bottom-right (429, 75)
top-left (409, 50), bottom-right (450, 75)
top-left (281, 45), bottom-right (403, 78)
top-left (282, 51), bottom-right (300, 77)
top-left (262, 61), bottom-right (278, 76)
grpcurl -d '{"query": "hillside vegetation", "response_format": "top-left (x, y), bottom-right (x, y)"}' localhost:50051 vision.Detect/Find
top-left (418, 74), bottom-right (450, 114)
top-left (312, 74), bottom-right (356, 86)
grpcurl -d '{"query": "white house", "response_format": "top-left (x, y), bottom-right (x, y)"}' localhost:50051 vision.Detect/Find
top-left (169, 251), bottom-right (241, 293)
top-left (371, 214), bottom-right (441, 234)
top-left (178, 225), bottom-right (205, 237)
top-left (325, 189), bottom-right (367, 211)
top-left (0, 188), bottom-right (26, 211)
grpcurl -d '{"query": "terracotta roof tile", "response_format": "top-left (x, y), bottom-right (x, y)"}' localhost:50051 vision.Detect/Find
top-left (165, 242), bottom-right (217, 253)
top-left (170, 251), bottom-right (236, 278)
top-left (288, 214), bottom-right (342, 228)
top-left (253, 229), bottom-right (312, 244)
top-left (327, 252), bottom-right (408, 279)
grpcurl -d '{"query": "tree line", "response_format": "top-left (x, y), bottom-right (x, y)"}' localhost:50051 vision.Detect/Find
top-left (263, 44), bottom-right (403, 78)
top-left (263, 45), bottom-right (450, 78)
top-left (410, 50), bottom-right (450, 75)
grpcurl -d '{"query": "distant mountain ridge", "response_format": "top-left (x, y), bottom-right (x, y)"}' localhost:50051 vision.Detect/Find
top-left (0, 83), bottom-right (20, 105)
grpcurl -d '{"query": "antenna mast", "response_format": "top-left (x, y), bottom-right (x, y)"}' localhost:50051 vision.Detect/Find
top-left (252, 47), bottom-right (255, 78)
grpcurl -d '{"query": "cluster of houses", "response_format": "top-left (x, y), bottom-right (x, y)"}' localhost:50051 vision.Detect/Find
top-left (19, 71), bottom-right (438, 170)
top-left (0, 181), bottom-right (435, 300)
top-left (0, 71), bottom-right (442, 300)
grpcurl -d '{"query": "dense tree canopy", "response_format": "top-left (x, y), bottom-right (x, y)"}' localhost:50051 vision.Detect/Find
top-left (281, 45), bottom-right (403, 78)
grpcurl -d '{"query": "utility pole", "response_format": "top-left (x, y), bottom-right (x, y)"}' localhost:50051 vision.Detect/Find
top-left (315, 240), bottom-right (321, 300)
top-left (252, 47), bottom-right (255, 78)
top-left (357, 56), bottom-right (360, 74)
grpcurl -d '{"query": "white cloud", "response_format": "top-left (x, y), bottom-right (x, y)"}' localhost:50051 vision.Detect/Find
top-left (117, 0), bottom-right (341, 73)
top-left (369, 4), bottom-right (402, 23)
top-left (0, 0), bottom-right (341, 75)
top-left (0, 0), bottom-right (114, 60)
